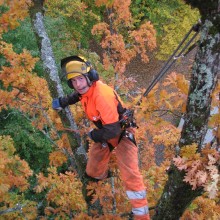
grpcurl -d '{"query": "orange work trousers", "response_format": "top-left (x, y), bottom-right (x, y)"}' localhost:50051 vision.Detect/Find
top-left (86, 130), bottom-right (150, 219)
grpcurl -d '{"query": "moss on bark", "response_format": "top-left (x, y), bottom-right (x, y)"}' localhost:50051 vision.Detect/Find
top-left (153, 165), bottom-right (203, 220)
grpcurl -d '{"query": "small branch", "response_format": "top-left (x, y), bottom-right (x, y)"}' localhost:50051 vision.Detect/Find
top-left (0, 203), bottom-right (25, 215)
top-left (2, 111), bottom-right (17, 119)
top-left (63, 127), bottom-right (82, 135)
top-left (144, 109), bottom-right (182, 118)
top-left (110, 176), bottom-right (117, 214)
top-left (17, 98), bottom-right (48, 111)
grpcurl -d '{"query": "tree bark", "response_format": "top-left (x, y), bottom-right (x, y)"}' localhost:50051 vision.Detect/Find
top-left (29, 0), bottom-right (103, 215)
top-left (29, 0), bottom-right (87, 177)
top-left (153, 1), bottom-right (220, 219)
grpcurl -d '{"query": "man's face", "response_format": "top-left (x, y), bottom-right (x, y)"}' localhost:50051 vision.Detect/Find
top-left (71, 75), bottom-right (90, 94)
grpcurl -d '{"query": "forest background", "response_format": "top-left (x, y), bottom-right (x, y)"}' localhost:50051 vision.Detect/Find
top-left (0, 0), bottom-right (219, 219)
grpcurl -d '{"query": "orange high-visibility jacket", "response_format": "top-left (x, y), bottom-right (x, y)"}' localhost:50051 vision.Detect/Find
top-left (80, 80), bottom-right (125, 145)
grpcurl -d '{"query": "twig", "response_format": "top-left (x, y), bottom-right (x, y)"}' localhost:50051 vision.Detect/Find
top-left (0, 203), bottom-right (25, 215)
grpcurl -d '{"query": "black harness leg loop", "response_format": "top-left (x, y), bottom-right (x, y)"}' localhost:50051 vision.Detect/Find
top-left (118, 130), bottom-right (137, 146)
top-left (118, 130), bottom-right (126, 144)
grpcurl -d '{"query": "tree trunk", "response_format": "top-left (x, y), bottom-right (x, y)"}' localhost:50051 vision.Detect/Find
top-left (29, 0), bottom-right (103, 215)
top-left (153, 2), bottom-right (220, 219)
top-left (179, 22), bottom-right (220, 150)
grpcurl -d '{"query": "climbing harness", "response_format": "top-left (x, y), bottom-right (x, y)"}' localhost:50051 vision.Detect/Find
top-left (118, 109), bottom-right (138, 146)
top-left (136, 21), bottom-right (201, 105)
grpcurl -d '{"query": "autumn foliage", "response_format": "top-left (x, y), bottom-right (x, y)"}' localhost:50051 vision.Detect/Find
top-left (35, 167), bottom-right (86, 218)
top-left (173, 144), bottom-right (219, 198)
top-left (92, 0), bottom-right (157, 75)
top-left (0, 135), bottom-right (37, 219)
top-left (0, 0), bottom-right (220, 219)
top-left (0, 0), bottom-right (31, 34)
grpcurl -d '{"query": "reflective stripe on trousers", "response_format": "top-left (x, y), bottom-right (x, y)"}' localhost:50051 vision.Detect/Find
top-left (126, 190), bottom-right (149, 216)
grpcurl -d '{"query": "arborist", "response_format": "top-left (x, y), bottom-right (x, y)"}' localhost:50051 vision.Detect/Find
top-left (52, 55), bottom-right (150, 220)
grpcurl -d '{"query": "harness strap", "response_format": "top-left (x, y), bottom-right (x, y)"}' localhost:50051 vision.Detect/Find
top-left (108, 142), bottom-right (115, 152)
top-left (118, 130), bottom-right (137, 146)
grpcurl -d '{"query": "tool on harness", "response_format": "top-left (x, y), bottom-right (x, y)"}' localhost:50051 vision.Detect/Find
top-left (118, 109), bottom-right (138, 145)
top-left (136, 21), bottom-right (201, 105)
top-left (119, 109), bottom-right (138, 129)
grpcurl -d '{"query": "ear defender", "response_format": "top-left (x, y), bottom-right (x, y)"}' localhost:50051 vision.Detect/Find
top-left (87, 68), bottom-right (99, 82)
top-left (61, 55), bottom-right (99, 89)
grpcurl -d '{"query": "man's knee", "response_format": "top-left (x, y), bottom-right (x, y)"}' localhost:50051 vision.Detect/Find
top-left (84, 172), bottom-right (99, 182)
top-left (86, 169), bottom-right (109, 180)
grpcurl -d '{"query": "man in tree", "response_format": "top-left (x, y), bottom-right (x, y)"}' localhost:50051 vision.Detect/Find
top-left (52, 55), bottom-right (150, 220)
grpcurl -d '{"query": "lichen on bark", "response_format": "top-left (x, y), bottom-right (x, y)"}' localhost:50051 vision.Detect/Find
top-left (153, 2), bottom-right (220, 219)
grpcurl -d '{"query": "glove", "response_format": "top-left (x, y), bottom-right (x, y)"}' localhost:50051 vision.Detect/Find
top-left (52, 98), bottom-right (63, 111)
top-left (59, 92), bottom-right (80, 108)
top-left (88, 129), bottom-right (108, 147)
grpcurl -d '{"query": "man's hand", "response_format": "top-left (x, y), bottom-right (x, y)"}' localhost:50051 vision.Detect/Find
top-left (88, 129), bottom-right (108, 147)
top-left (52, 98), bottom-right (63, 111)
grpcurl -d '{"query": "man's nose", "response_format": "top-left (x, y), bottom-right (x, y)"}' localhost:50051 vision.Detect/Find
top-left (75, 79), bottom-right (81, 87)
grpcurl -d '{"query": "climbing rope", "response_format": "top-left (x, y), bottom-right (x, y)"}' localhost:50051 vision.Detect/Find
top-left (136, 21), bottom-right (202, 105)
